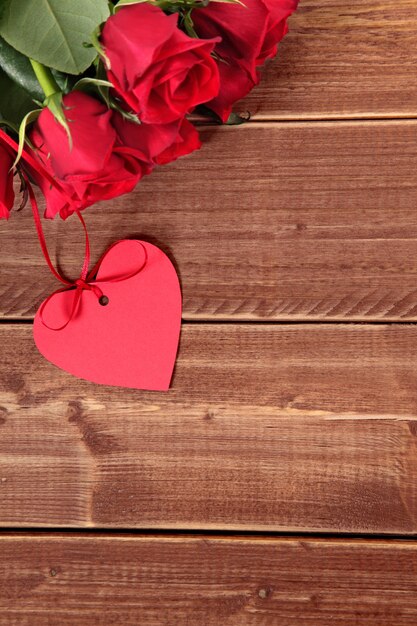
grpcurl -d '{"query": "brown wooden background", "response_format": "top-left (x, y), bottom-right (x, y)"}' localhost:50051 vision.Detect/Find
top-left (1, 1), bottom-right (417, 623)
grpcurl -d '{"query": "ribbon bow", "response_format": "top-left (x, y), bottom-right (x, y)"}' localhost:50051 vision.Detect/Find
top-left (39, 239), bottom-right (148, 331)
top-left (0, 128), bottom-right (147, 331)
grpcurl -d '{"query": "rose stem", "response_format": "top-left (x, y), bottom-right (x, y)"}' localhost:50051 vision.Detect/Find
top-left (29, 59), bottom-right (60, 99)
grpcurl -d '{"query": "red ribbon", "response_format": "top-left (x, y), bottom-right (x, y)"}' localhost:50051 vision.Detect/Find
top-left (0, 127), bottom-right (147, 330)
top-left (38, 238), bottom-right (148, 330)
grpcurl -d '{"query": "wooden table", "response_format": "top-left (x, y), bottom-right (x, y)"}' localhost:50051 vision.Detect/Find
top-left (1, 1), bottom-right (417, 623)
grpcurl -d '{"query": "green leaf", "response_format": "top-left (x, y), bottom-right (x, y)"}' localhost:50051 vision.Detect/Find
top-left (0, 69), bottom-right (37, 125)
top-left (73, 77), bottom-right (113, 91)
top-left (115, 0), bottom-right (148, 9)
top-left (0, 37), bottom-right (44, 100)
top-left (44, 92), bottom-right (72, 148)
top-left (109, 98), bottom-right (141, 123)
top-left (13, 107), bottom-right (42, 167)
top-left (0, 0), bottom-right (110, 75)
top-left (90, 24), bottom-right (110, 68)
top-left (225, 111), bottom-right (250, 125)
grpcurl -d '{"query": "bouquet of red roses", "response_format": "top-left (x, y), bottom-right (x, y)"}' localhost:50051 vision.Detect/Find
top-left (0, 0), bottom-right (298, 221)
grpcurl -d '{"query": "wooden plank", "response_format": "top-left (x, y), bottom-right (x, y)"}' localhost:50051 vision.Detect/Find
top-left (241, 0), bottom-right (417, 120)
top-left (2, 121), bottom-right (417, 321)
top-left (1, 323), bottom-right (417, 532)
top-left (1, 534), bottom-right (417, 625)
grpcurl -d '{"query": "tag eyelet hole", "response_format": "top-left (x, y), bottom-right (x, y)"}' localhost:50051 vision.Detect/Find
top-left (99, 295), bottom-right (109, 307)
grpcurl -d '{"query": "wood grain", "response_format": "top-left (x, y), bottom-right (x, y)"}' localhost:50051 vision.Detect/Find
top-left (1, 0), bottom-right (416, 609)
top-left (1, 323), bottom-right (417, 532)
top-left (2, 121), bottom-right (417, 321)
top-left (241, 0), bottom-right (417, 120)
top-left (1, 534), bottom-right (417, 625)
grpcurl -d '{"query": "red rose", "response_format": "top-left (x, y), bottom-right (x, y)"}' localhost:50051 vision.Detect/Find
top-left (0, 144), bottom-right (15, 219)
top-left (193, 0), bottom-right (298, 121)
top-left (29, 91), bottom-right (148, 219)
top-left (154, 119), bottom-right (201, 166)
top-left (113, 115), bottom-right (201, 167)
top-left (101, 3), bottom-right (220, 124)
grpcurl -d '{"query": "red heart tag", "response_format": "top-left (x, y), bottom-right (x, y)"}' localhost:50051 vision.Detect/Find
top-left (33, 240), bottom-right (182, 391)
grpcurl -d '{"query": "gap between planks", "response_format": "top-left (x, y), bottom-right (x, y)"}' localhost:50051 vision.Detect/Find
top-left (1, 528), bottom-right (417, 541)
